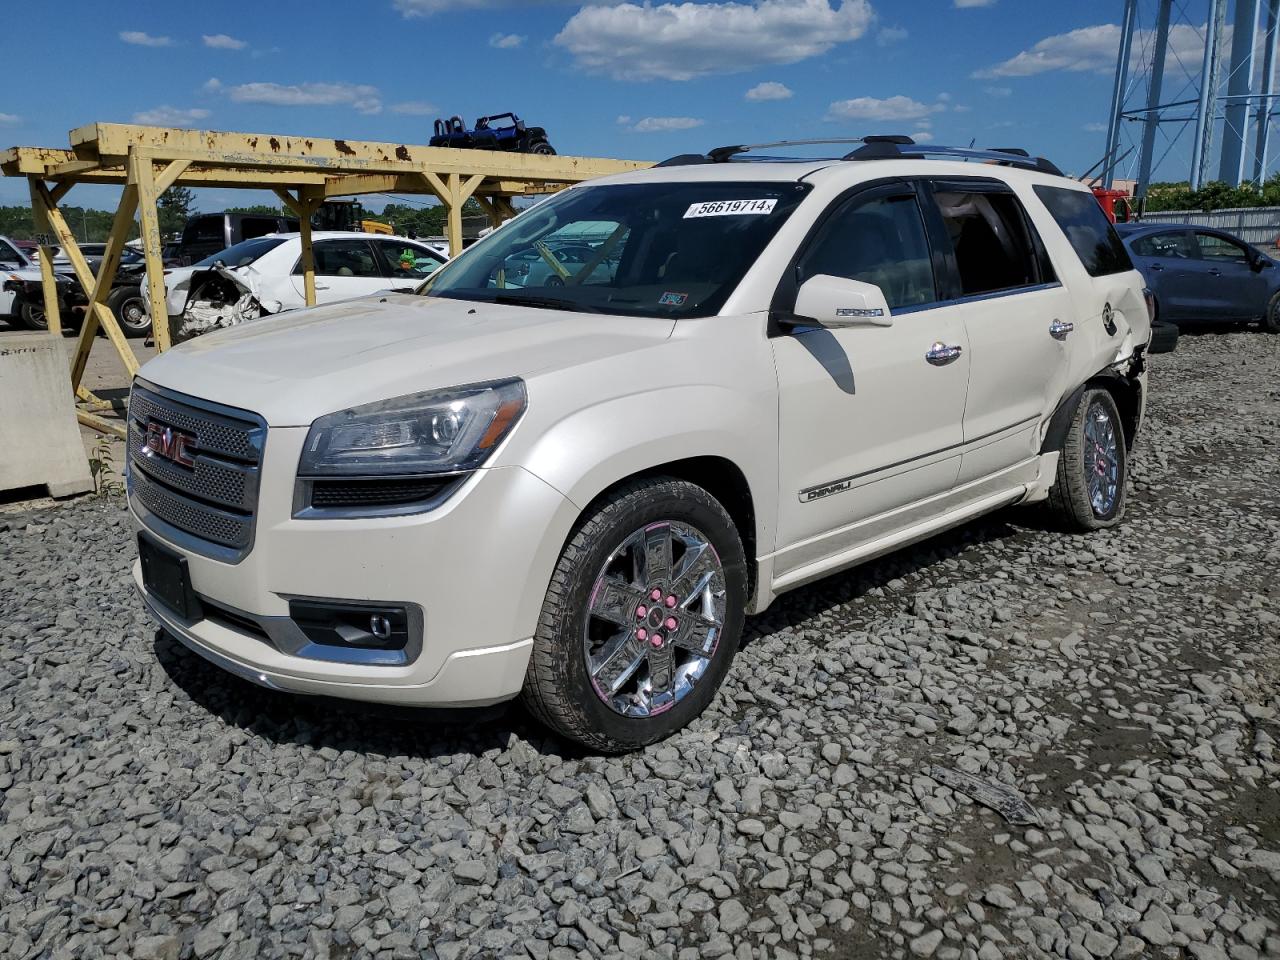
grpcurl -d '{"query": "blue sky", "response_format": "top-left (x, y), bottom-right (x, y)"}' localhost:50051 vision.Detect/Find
top-left (0, 1), bottom-right (1185, 211)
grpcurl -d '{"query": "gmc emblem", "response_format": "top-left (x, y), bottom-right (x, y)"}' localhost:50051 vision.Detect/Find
top-left (145, 422), bottom-right (196, 468)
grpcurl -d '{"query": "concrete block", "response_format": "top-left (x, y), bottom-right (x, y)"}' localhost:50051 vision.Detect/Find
top-left (0, 332), bottom-right (93, 498)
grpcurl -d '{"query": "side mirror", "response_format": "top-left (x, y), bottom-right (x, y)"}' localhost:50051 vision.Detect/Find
top-left (793, 274), bottom-right (893, 328)
top-left (1251, 256), bottom-right (1269, 272)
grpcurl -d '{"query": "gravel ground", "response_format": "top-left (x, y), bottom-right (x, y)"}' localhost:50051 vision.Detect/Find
top-left (1, 331), bottom-right (1278, 960)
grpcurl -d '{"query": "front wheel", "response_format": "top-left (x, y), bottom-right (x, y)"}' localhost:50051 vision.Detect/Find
top-left (15, 295), bottom-right (49, 331)
top-left (1046, 388), bottom-right (1128, 531)
top-left (108, 286), bottom-right (152, 339)
top-left (521, 478), bottom-right (747, 752)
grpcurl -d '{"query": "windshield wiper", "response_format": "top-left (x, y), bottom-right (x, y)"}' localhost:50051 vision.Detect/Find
top-left (490, 294), bottom-right (602, 314)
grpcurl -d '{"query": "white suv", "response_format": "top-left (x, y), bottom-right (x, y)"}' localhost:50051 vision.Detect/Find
top-left (129, 138), bottom-right (1152, 752)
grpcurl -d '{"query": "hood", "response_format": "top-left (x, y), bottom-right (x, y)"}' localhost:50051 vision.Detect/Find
top-left (137, 294), bottom-right (675, 426)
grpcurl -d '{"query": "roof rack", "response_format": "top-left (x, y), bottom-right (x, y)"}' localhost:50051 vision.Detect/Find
top-left (656, 135), bottom-right (1064, 177)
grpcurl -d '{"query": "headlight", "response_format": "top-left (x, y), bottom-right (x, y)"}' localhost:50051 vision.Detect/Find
top-left (298, 378), bottom-right (527, 478)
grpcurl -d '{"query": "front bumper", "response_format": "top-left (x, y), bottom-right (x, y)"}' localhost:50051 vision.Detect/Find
top-left (130, 424), bottom-right (579, 707)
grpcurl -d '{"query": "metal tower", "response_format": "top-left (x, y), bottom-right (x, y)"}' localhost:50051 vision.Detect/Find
top-left (1104, 0), bottom-right (1280, 195)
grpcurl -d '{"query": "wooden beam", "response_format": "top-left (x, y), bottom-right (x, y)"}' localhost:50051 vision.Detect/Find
top-left (76, 409), bottom-right (127, 439)
top-left (33, 179), bottom-right (140, 388)
top-left (27, 179), bottom-right (62, 336)
top-left (70, 123), bottom-right (648, 182)
top-left (275, 188), bottom-right (324, 307)
top-left (154, 158), bottom-right (192, 194)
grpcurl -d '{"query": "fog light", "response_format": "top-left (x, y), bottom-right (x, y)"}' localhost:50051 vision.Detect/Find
top-left (289, 600), bottom-right (409, 651)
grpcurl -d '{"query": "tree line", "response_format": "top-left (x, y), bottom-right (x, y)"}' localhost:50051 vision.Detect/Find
top-left (1144, 175), bottom-right (1280, 212)
top-left (0, 185), bottom-right (483, 244)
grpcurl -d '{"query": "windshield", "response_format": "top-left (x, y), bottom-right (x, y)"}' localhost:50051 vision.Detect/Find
top-left (424, 180), bottom-right (810, 318)
top-left (195, 236), bottom-right (287, 268)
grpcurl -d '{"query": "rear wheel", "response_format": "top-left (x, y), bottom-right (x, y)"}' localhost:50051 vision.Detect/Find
top-left (528, 140), bottom-right (556, 156)
top-left (521, 478), bottom-right (747, 752)
top-left (1046, 388), bottom-right (1128, 531)
top-left (108, 286), bottom-right (152, 339)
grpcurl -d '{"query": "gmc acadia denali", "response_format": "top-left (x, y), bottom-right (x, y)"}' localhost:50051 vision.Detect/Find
top-left (129, 137), bottom-right (1151, 752)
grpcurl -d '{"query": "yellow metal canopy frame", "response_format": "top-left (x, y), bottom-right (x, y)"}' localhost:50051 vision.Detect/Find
top-left (1, 122), bottom-right (650, 438)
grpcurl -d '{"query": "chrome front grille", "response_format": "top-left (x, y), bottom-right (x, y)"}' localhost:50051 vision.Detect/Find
top-left (128, 381), bottom-right (266, 562)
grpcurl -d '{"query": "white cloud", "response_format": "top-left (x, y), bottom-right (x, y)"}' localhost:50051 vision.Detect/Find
top-left (120, 30), bottom-right (173, 47)
top-left (395, 0), bottom-right (615, 14)
top-left (203, 77), bottom-right (223, 92)
top-left (1083, 121), bottom-right (1107, 133)
top-left (390, 100), bottom-right (438, 115)
top-left (555, 0), bottom-right (874, 81)
top-left (975, 22), bottom-right (1208, 79)
top-left (983, 85), bottom-right (1011, 97)
top-left (827, 95), bottom-right (944, 122)
top-left (616, 115), bottom-right (632, 125)
top-left (133, 106), bottom-right (211, 127)
top-left (203, 34), bottom-right (247, 50)
top-left (955, 0), bottom-right (996, 7)
top-left (877, 25), bottom-right (908, 46)
top-left (489, 32), bottom-right (525, 48)
top-left (226, 81), bottom-right (383, 114)
top-left (0, 113), bottom-right (21, 125)
top-left (745, 81), bottom-right (793, 102)
top-left (630, 116), bottom-right (705, 132)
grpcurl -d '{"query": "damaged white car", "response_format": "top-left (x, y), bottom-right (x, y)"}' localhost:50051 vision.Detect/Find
top-left (151, 232), bottom-right (448, 340)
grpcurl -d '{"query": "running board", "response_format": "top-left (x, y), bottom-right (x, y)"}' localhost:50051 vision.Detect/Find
top-left (771, 487), bottom-right (1026, 595)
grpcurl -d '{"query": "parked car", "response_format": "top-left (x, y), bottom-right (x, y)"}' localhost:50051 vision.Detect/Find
top-left (3, 245), bottom-right (152, 336)
top-left (176, 211), bottom-right (301, 266)
top-left (500, 242), bottom-right (618, 288)
top-left (128, 138), bottom-right (1152, 752)
top-left (0, 235), bottom-right (35, 319)
top-left (152, 232), bottom-right (449, 340)
top-left (1117, 222), bottom-right (1280, 335)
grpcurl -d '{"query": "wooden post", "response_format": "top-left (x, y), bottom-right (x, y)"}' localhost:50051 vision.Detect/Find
top-left (27, 179), bottom-right (62, 336)
top-left (274, 188), bottom-right (322, 307)
top-left (132, 154), bottom-right (191, 351)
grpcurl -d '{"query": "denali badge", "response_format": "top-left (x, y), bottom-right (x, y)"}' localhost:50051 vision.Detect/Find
top-left (145, 422), bottom-right (196, 468)
top-left (800, 478), bottom-right (852, 502)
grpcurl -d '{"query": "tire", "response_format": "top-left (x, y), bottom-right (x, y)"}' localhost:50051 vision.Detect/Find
top-left (1046, 388), bottom-right (1128, 531)
top-left (108, 286), bottom-right (152, 339)
top-left (521, 478), bottom-right (748, 753)
top-left (528, 140), bottom-right (556, 156)
top-left (15, 295), bottom-right (49, 331)
top-left (1264, 291), bottom-right (1280, 333)
top-left (1148, 320), bottom-right (1179, 354)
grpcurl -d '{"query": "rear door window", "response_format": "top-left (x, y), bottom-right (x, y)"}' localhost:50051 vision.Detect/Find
top-left (1033, 185), bottom-right (1133, 277)
top-left (301, 239), bottom-right (381, 278)
top-left (932, 189), bottom-right (1051, 297)
top-left (795, 191), bottom-right (937, 311)
top-left (1131, 232), bottom-right (1196, 259)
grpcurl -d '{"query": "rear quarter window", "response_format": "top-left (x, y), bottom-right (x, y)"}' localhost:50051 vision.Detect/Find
top-left (1033, 185), bottom-right (1133, 278)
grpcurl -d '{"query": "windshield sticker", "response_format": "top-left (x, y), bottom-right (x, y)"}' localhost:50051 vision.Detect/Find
top-left (659, 291), bottom-right (688, 307)
top-left (683, 199), bottom-right (778, 219)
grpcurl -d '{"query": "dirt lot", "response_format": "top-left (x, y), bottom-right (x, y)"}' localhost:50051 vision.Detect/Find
top-left (0, 330), bottom-right (1277, 960)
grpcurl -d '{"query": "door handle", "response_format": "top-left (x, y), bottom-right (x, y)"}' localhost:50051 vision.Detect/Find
top-left (1149, 262), bottom-right (1164, 271)
top-left (925, 341), bottom-right (963, 366)
top-left (1208, 268), bottom-right (1221, 277)
top-left (314, 284), bottom-right (330, 290)
top-left (1049, 319), bottom-right (1074, 340)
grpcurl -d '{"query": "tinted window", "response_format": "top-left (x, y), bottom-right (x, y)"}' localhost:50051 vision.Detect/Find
top-left (194, 236), bottom-right (287, 268)
top-left (1195, 232), bottom-right (1251, 263)
top-left (1131, 232), bottom-right (1196, 259)
top-left (0, 240), bottom-right (23, 264)
top-left (934, 190), bottom-right (1047, 296)
top-left (184, 216), bottom-right (226, 244)
top-left (427, 181), bottom-right (810, 318)
top-left (797, 192), bottom-right (936, 310)
top-left (303, 239), bottom-right (380, 278)
top-left (240, 217), bottom-right (287, 241)
top-left (1033, 185), bottom-right (1133, 277)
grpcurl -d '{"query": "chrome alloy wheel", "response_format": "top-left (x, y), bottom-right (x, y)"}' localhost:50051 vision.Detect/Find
top-left (583, 520), bottom-right (727, 718)
top-left (1083, 400), bottom-right (1120, 516)
top-left (119, 296), bottom-right (149, 331)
